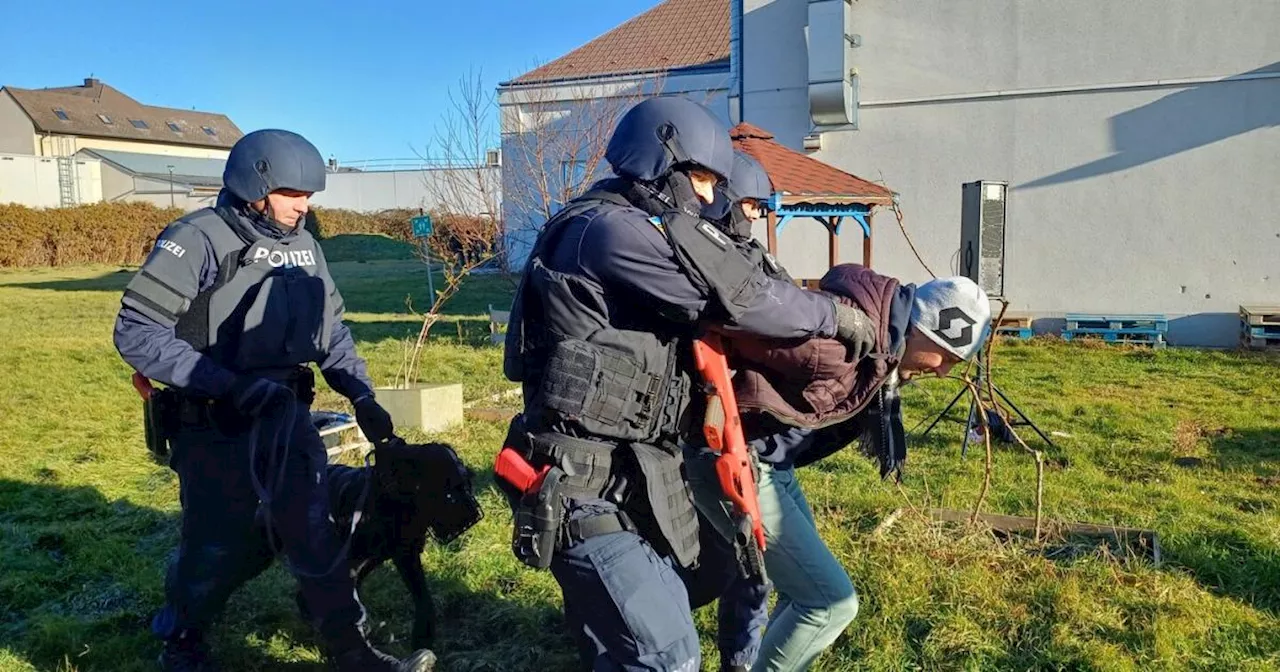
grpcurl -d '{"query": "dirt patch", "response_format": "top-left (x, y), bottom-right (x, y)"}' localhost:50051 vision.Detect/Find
top-left (1173, 420), bottom-right (1230, 457)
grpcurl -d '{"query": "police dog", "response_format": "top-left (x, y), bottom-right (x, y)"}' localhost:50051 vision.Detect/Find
top-left (305, 440), bottom-right (482, 649)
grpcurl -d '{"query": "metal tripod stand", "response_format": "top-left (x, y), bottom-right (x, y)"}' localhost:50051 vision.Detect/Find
top-left (917, 352), bottom-right (1054, 456)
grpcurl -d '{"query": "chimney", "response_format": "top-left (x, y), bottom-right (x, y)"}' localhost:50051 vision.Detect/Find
top-left (84, 77), bottom-right (100, 88)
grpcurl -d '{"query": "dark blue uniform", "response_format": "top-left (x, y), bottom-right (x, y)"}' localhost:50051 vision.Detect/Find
top-left (115, 193), bottom-right (376, 650)
top-left (536, 200), bottom-right (838, 672)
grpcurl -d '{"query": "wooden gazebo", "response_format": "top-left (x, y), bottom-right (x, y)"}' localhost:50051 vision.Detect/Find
top-left (730, 123), bottom-right (894, 275)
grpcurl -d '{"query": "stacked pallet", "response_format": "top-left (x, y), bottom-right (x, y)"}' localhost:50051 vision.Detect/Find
top-left (1062, 313), bottom-right (1168, 349)
top-left (1240, 305), bottom-right (1280, 350)
top-left (995, 314), bottom-right (1033, 340)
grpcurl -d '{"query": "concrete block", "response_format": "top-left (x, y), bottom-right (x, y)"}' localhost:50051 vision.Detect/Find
top-left (375, 383), bottom-right (464, 433)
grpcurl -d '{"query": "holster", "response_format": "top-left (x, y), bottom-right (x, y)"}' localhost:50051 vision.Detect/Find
top-left (512, 466), bottom-right (566, 569)
top-left (142, 388), bottom-right (178, 466)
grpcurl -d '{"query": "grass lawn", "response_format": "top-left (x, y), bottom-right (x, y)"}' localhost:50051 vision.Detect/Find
top-left (1, 250), bottom-right (1278, 671)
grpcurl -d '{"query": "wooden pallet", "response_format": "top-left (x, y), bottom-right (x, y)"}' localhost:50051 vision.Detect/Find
top-left (1240, 305), bottom-right (1280, 326)
top-left (794, 278), bottom-right (823, 290)
top-left (995, 314), bottom-right (1033, 339)
top-left (1241, 329), bottom-right (1280, 350)
top-left (1063, 313), bottom-right (1168, 349)
top-left (1065, 313), bottom-right (1169, 333)
top-left (1242, 323), bottom-right (1280, 338)
top-left (997, 326), bottom-right (1034, 339)
top-left (1062, 330), bottom-right (1167, 349)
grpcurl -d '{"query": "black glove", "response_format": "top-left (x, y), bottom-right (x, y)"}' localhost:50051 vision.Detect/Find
top-left (832, 301), bottom-right (876, 361)
top-left (227, 376), bottom-right (293, 418)
top-left (354, 396), bottom-right (396, 446)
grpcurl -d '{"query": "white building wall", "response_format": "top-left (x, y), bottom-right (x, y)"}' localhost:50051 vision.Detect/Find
top-left (0, 153), bottom-right (102, 207)
top-left (742, 0), bottom-right (1280, 346)
top-left (309, 167), bottom-right (499, 215)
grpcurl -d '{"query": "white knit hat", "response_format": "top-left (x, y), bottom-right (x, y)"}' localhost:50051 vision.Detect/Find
top-left (911, 276), bottom-right (992, 361)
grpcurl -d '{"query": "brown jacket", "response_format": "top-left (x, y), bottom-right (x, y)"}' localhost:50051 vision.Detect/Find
top-left (731, 264), bottom-right (906, 429)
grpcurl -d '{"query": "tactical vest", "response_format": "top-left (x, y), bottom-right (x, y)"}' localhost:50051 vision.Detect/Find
top-left (175, 209), bottom-right (339, 374)
top-left (506, 190), bottom-right (695, 444)
top-left (504, 189), bottom-right (703, 567)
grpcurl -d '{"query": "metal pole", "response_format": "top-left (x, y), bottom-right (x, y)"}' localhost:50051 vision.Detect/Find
top-left (426, 257), bottom-right (436, 305)
top-left (167, 166), bottom-right (174, 207)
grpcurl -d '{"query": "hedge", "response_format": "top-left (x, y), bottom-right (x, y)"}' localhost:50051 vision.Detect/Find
top-left (0, 202), bottom-right (422, 268)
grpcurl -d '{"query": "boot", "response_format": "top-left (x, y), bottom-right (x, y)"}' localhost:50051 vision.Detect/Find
top-left (157, 630), bottom-right (220, 672)
top-left (330, 641), bottom-right (436, 672)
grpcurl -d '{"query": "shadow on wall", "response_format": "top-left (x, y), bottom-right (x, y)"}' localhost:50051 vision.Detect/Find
top-left (1025, 313), bottom-right (1240, 348)
top-left (1167, 313), bottom-right (1240, 348)
top-left (1021, 62), bottom-right (1280, 189)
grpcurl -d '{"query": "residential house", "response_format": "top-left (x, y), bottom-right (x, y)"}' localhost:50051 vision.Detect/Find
top-left (498, 0), bottom-right (1280, 346)
top-left (0, 78), bottom-right (242, 208)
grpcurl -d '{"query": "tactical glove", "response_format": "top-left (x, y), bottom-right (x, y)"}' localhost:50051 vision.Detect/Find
top-left (227, 376), bottom-right (293, 418)
top-left (832, 301), bottom-right (877, 361)
top-left (354, 396), bottom-right (396, 446)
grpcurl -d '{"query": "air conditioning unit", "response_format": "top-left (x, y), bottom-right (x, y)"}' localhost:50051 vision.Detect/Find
top-left (485, 149), bottom-right (501, 167)
top-left (959, 180), bottom-right (1008, 299)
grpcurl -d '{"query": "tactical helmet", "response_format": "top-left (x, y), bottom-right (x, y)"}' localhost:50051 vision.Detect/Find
top-left (605, 96), bottom-right (735, 184)
top-left (727, 152), bottom-right (772, 204)
top-left (223, 129), bottom-right (326, 203)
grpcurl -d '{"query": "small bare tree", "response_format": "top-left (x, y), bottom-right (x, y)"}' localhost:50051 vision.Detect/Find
top-left (500, 71), bottom-right (666, 261)
top-left (392, 70), bottom-right (503, 388)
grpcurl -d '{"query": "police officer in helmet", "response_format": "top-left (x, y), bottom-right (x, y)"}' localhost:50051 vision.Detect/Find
top-left (113, 129), bottom-right (435, 672)
top-left (680, 150), bottom-right (786, 672)
top-left (501, 96), bottom-right (876, 671)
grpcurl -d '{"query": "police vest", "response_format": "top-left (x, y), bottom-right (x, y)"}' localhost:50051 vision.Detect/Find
top-left (506, 190), bottom-right (695, 445)
top-left (175, 209), bottom-right (339, 374)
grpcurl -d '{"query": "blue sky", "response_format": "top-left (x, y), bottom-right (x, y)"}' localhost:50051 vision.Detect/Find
top-left (0, 0), bottom-right (657, 162)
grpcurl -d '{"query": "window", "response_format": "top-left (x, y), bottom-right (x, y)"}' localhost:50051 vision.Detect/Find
top-left (52, 108), bottom-right (69, 121)
top-left (166, 121), bottom-right (182, 132)
top-left (201, 126), bottom-right (216, 136)
top-left (561, 160), bottom-right (589, 189)
top-left (129, 118), bottom-right (149, 129)
top-left (550, 160), bottom-right (592, 211)
top-left (96, 113), bottom-right (113, 124)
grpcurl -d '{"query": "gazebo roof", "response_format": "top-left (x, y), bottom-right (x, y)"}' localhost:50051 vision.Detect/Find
top-left (730, 122), bottom-right (894, 205)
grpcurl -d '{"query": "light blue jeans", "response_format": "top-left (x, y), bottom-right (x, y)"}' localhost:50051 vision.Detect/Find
top-left (687, 456), bottom-right (859, 672)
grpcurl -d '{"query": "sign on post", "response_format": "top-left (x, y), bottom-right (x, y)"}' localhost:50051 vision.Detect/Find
top-left (410, 214), bottom-right (436, 301)
top-left (411, 215), bottom-right (434, 238)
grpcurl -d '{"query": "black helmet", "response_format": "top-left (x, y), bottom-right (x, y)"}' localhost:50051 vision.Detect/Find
top-left (606, 96), bottom-right (735, 184)
top-left (727, 152), bottom-right (772, 204)
top-left (223, 129), bottom-right (326, 203)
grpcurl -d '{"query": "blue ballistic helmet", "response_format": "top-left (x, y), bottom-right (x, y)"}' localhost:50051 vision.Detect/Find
top-left (606, 96), bottom-right (735, 184)
top-left (223, 129), bottom-right (326, 203)
top-left (727, 151), bottom-right (772, 204)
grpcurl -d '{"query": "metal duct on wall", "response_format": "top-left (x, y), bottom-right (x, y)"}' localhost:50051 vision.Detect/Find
top-left (807, 0), bottom-right (858, 128)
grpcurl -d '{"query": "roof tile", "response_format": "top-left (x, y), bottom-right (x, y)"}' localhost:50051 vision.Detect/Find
top-left (513, 0), bottom-right (729, 84)
top-left (3, 79), bottom-right (242, 149)
top-left (731, 122), bottom-right (893, 203)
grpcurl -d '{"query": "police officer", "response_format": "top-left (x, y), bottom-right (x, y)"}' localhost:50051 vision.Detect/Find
top-left (113, 129), bottom-right (435, 672)
top-left (501, 97), bottom-right (877, 671)
top-left (681, 150), bottom-right (786, 672)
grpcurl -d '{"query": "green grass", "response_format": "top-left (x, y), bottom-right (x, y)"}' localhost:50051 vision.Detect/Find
top-left (1, 263), bottom-right (1278, 671)
top-left (319, 234), bottom-right (419, 263)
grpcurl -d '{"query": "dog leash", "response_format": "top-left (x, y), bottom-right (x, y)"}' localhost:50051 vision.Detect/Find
top-left (248, 393), bottom-right (375, 580)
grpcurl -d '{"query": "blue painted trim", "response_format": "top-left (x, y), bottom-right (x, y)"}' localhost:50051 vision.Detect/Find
top-left (771, 198), bottom-right (872, 236)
